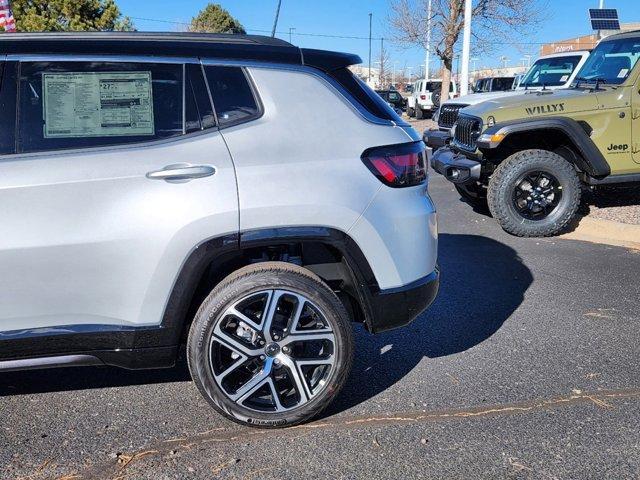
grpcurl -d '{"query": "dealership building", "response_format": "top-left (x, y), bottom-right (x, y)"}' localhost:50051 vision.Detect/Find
top-left (539, 23), bottom-right (640, 56)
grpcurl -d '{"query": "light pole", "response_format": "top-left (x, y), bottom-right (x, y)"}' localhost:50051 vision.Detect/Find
top-left (425, 0), bottom-right (432, 80)
top-left (459, 0), bottom-right (472, 96)
top-left (368, 13), bottom-right (372, 84)
top-left (407, 66), bottom-right (413, 83)
top-left (288, 27), bottom-right (296, 43)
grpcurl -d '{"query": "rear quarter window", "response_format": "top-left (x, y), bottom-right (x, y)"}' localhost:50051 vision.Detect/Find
top-left (204, 66), bottom-right (260, 128)
top-left (327, 68), bottom-right (404, 123)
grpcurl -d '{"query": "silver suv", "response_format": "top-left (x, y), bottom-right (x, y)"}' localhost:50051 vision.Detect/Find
top-left (0, 32), bottom-right (439, 428)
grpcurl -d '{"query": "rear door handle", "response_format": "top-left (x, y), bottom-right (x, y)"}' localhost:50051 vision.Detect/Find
top-left (146, 164), bottom-right (216, 182)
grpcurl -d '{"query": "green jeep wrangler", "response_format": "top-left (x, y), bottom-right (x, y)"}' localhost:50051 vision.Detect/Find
top-left (431, 30), bottom-right (640, 237)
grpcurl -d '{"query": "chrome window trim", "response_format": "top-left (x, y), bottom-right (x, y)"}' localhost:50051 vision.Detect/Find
top-left (5, 53), bottom-right (397, 133)
top-left (0, 125), bottom-right (223, 163)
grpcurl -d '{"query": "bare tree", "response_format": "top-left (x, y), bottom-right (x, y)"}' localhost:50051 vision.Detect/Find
top-left (377, 41), bottom-right (391, 88)
top-left (389, 0), bottom-right (546, 102)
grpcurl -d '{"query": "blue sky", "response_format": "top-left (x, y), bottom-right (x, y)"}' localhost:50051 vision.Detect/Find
top-left (118, 0), bottom-right (638, 73)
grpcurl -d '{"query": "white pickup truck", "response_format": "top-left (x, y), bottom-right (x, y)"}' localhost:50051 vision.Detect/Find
top-left (425, 50), bottom-right (591, 150)
top-left (407, 79), bottom-right (457, 119)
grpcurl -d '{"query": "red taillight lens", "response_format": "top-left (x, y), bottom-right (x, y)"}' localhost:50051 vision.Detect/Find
top-left (362, 142), bottom-right (427, 188)
top-left (420, 94), bottom-right (427, 100)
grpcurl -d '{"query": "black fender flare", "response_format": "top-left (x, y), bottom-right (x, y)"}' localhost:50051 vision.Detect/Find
top-left (477, 117), bottom-right (610, 178)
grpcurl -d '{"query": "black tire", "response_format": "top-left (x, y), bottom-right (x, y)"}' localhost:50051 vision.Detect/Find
top-left (455, 183), bottom-right (487, 209)
top-left (407, 106), bottom-right (415, 117)
top-left (487, 149), bottom-right (582, 237)
top-left (432, 91), bottom-right (441, 108)
top-left (187, 261), bottom-right (354, 428)
top-left (416, 107), bottom-right (424, 119)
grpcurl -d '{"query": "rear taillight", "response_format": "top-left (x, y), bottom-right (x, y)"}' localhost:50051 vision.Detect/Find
top-left (420, 94), bottom-right (427, 100)
top-left (361, 142), bottom-right (427, 188)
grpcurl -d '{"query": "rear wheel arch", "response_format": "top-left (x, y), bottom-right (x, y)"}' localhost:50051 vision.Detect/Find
top-left (160, 228), bottom-right (379, 350)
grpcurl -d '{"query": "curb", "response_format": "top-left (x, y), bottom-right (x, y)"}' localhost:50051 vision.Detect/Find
top-left (561, 216), bottom-right (640, 250)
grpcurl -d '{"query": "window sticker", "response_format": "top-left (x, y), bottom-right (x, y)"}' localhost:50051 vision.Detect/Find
top-left (42, 72), bottom-right (154, 138)
top-left (559, 75), bottom-right (569, 82)
top-left (618, 68), bottom-right (629, 78)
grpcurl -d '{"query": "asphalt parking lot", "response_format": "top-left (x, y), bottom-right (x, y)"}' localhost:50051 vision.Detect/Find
top-left (2, 175), bottom-right (640, 480)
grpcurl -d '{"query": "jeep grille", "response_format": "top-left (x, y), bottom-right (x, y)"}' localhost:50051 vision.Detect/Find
top-left (439, 104), bottom-right (466, 129)
top-left (453, 115), bottom-right (483, 151)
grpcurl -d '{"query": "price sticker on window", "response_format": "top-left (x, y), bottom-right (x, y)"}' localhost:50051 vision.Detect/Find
top-left (43, 72), bottom-right (154, 138)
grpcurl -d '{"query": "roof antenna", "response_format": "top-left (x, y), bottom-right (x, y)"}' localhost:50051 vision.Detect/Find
top-left (271, 0), bottom-right (282, 37)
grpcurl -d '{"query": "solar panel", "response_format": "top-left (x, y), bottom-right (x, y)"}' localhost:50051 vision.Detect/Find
top-left (589, 8), bottom-right (620, 30)
top-left (589, 8), bottom-right (618, 19)
top-left (591, 19), bottom-right (621, 30)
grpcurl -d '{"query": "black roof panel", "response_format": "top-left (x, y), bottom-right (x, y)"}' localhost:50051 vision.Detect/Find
top-left (0, 31), bottom-right (362, 71)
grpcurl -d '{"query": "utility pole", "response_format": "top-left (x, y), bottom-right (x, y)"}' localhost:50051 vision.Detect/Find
top-left (368, 13), bottom-right (372, 84)
top-left (425, 0), bottom-right (432, 80)
top-left (271, 0), bottom-right (282, 37)
top-left (288, 27), bottom-right (296, 43)
top-left (459, 0), bottom-right (472, 96)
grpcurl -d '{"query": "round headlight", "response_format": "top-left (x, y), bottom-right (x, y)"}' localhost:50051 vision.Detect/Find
top-left (487, 116), bottom-right (496, 127)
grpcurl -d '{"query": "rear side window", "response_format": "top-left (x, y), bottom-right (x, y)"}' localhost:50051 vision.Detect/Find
top-left (204, 66), bottom-right (260, 128)
top-left (328, 67), bottom-right (402, 123)
top-left (492, 77), bottom-right (515, 91)
top-left (16, 61), bottom-right (212, 154)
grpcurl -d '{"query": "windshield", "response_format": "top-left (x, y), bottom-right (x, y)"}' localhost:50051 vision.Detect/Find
top-left (575, 37), bottom-right (640, 85)
top-left (520, 55), bottom-right (582, 87)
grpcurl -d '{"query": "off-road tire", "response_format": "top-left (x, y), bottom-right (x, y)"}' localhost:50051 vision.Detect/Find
top-left (407, 106), bottom-right (415, 117)
top-left (187, 262), bottom-right (354, 428)
top-left (416, 107), bottom-right (424, 119)
top-left (487, 149), bottom-right (581, 237)
top-left (432, 91), bottom-right (441, 108)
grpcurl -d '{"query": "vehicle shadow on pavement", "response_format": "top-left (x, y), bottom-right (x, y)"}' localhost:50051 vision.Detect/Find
top-left (325, 233), bottom-right (533, 416)
top-left (0, 234), bottom-right (532, 415)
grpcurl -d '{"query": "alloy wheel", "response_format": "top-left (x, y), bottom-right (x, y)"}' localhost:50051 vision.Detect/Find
top-left (208, 289), bottom-right (336, 413)
top-left (512, 170), bottom-right (563, 220)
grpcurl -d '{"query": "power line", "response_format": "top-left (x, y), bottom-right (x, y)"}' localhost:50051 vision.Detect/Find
top-left (128, 16), bottom-right (575, 46)
top-left (129, 16), bottom-right (385, 40)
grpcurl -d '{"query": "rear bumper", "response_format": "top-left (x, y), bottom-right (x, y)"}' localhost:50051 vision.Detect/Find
top-left (430, 146), bottom-right (481, 185)
top-left (367, 268), bottom-right (440, 333)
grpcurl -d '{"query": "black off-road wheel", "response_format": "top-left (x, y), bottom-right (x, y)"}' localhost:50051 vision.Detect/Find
top-left (187, 262), bottom-right (354, 428)
top-left (455, 183), bottom-right (487, 209)
top-left (487, 149), bottom-right (581, 237)
top-left (416, 107), bottom-right (424, 119)
top-left (407, 106), bottom-right (415, 117)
